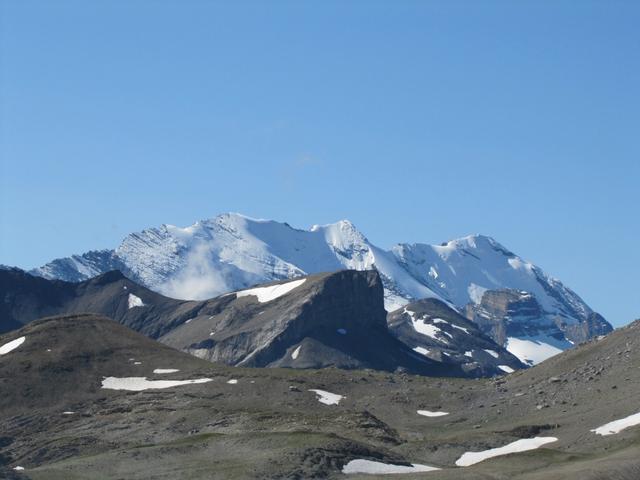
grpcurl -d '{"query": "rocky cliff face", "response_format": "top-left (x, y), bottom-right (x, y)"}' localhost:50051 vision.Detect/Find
top-left (464, 288), bottom-right (613, 365)
top-left (465, 289), bottom-right (545, 345)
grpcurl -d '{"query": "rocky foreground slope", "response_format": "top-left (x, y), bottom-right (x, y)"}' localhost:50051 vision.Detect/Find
top-left (0, 314), bottom-right (638, 479)
top-left (28, 213), bottom-right (612, 361)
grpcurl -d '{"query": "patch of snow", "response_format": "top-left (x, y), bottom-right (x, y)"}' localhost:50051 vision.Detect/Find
top-left (342, 459), bottom-right (439, 474)
top-left (464, 351), bottom-right (473, 358)
top-left (406, 310), bottom-right (447, 343)
top-left (591, 412), bottom-right (640, 436)
top-left (236, 278), bottom-right (306, 303)
top-left (123, 285), bottom-right (127, 290)
top-left (309, 389), bottom-right (343, 405)
top-left (508, 257), bottom-right (530, 271)
top-left (484, 349), bottom-right (499, 358)
top-left (291, 345), bottom-right (301, 360)
top-left (455, 437), bottom-right (558, 467)
top-left (134, 361), bottom-right (142, 365)
top-left (505, 336), bottom-right (568, 365)
top-left (451, 324), bottom-right (470, 334)
top-left (153, 368), bottom-right (180, 374)
top-left (429, 266), bottom-right (439, 279)
top-left (14, 466), bottom-right (25, 471)
top-left (127, 293), bottom-right (145, 309)
top-left (413, 347), bottom-right (430, 356)
top-left (62, 411), bottom-right (75, 415)
top-left (498, 365), bottom-right (515, 373)
top-left (337, 328), bottom-right (347, 335)
top-left (101, 376), bottom-right (212, 391)
top-left (227, 379), bottom-right (238, 384)
top-left (417, 410), bottom-right (449, 417)
top-left (0, 336), bottom-right (26, 355)
top-left (432, 318), bottom-right (468, 335)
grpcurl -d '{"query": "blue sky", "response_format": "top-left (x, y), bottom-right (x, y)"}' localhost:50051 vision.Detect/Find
top-left (1, 0), bottom-right (638, 326)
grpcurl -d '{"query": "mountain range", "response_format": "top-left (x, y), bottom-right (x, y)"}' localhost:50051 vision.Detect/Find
top-left (0, 267), bottom-right (523, 377)
top-left (27, 213), bottom-right (612, 364)
top-left (1, 213), bottom-right (637, 479)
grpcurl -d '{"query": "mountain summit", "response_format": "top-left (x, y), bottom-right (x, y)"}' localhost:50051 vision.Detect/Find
top-left (30, 213), bottom-right (611, 363)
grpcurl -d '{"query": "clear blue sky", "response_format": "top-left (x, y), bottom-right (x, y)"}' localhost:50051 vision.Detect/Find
top-left (1, 1), bottom-right (638, 326)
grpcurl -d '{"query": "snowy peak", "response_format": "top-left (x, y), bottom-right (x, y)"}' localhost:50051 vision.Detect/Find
top-left (391, 233), bottom-right (592, 324)
top-left (29, 213), bottom-right (611, 362)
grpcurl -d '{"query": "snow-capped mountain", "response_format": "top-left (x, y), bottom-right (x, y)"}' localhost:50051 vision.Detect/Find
top-left (30, 213), bottom-right (611, 363)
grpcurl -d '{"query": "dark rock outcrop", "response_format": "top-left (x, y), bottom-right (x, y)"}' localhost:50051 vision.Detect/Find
top-left (388, 298), bottom-right (525, 376)
top-left (0, 268), bottom-right (201, 337)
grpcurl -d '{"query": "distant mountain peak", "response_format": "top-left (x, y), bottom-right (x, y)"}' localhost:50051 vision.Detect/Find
top-left (28, 213), bottom-right (611, 361)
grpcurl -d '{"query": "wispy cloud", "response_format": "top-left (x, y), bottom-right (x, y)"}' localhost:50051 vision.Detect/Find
top-left (158, 243), bottom-right (228, 300)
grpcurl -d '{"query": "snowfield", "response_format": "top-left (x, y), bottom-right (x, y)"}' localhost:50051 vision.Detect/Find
top-left (309, 389), bottom-right (343, 405)
top-left (417, 410), bottom-right (449, 417)
top-left (505, 336), bottom-right (568, 365)
top-left (0, 336), bottom-right (26, 355)
top-left (153, 368), bottom-right (180, 374)
top-left (591, 412), bottom-right (640, 436)
top-left (342, 459), bottom-right (440, 474)
top-left (101, 376), bottom-right (212, 391)
top-left (236, 278), bottom-right (306, 303)
top-left (455, 437), bottom-right (558, 466)
top-left (127, 293), bottom-right (145, 309)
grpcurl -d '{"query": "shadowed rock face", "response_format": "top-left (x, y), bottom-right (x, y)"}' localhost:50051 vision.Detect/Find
top-left (0, 268), bottom-right (202, 337)
top-left (464, 288), bottom-right (612, 346)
